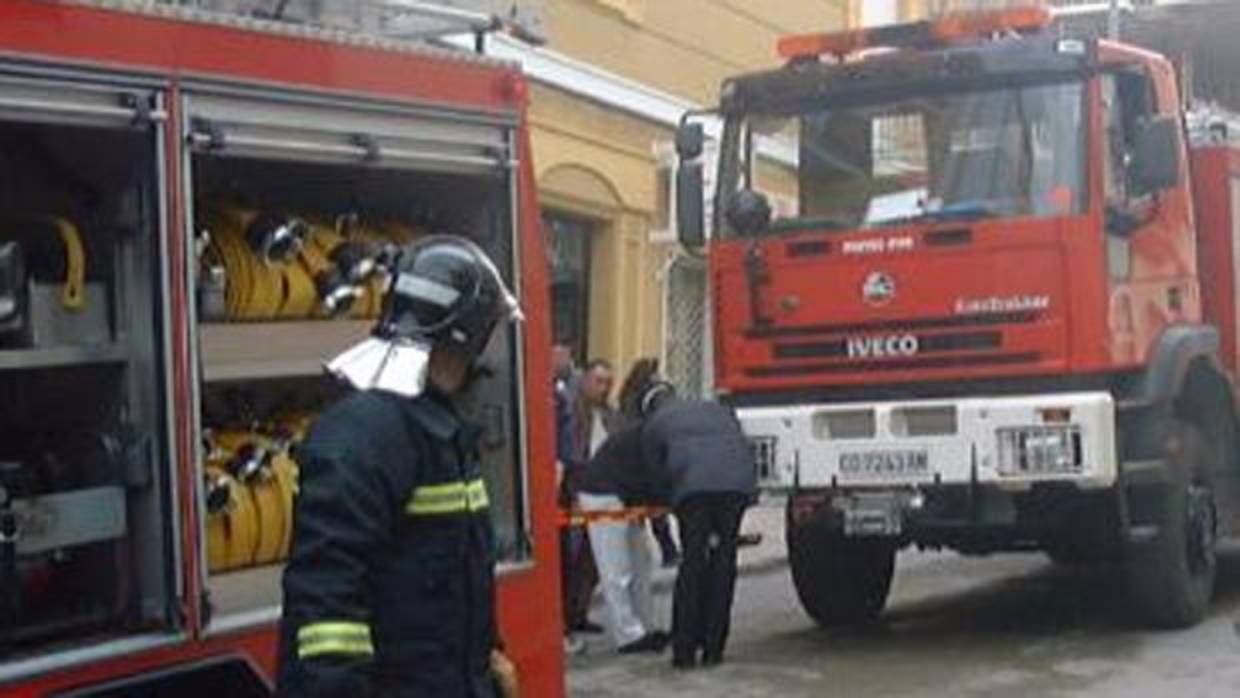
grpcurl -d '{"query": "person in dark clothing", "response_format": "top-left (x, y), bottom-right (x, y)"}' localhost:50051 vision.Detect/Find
top-left (278, 236), bottom-right (522, 697)
top-left (636, 382), bottom-right (757, 670)
top-left (552, 344), bottom-right (602, 643)
top-left (617, 358), bottom-right (680, 568)
top-left (564, 360), bottom-right (622, 639)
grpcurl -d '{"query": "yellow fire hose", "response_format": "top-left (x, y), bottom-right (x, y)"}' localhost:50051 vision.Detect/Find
top-left (271, 450), bottom-right (299, 558)
top-left (204, 466), bottom-right (235, 574)
top-left (50, 218), bottom-right (85, 311)
top-left (202, 462), bottom-right (261, 573)
top-left (278, 260), bottom-right (319, 319)
top-left (204, 425), bottom-right (305, 572)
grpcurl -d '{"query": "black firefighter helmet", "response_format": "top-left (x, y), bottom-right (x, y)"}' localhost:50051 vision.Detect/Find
top-left (328, 235), bottom-right (522, 397)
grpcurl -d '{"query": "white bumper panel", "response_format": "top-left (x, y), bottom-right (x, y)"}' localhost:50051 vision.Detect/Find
top-left (740, 392), bottom-right (1117, 490)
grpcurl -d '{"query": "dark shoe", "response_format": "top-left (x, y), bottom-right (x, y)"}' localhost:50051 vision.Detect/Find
top-left (618, 633), bottom-right (664, 655)
top-left (649, 630), bottom-right (671, 651)
top-left (671, 655), bottom-right (697, 670)
top-left (572, 621), bottom-right (605, 635)
top-left (701, 654), bottom-right (724, 668)
top-left (737, 533), bottom-right (763, 547)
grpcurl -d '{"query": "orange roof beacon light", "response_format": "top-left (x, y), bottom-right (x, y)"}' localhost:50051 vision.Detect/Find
top-left (776, 6), bottom-right (1054, 61)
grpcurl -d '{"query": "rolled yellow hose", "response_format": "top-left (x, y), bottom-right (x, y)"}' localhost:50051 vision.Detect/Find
top-left (204, 466), bottom-right (234, 574)
top-left (272, 449), bottom-right (299, 559)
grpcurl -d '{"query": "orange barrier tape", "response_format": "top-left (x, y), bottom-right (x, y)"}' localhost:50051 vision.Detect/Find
top-left (557, 506), bottom-right (669, 527)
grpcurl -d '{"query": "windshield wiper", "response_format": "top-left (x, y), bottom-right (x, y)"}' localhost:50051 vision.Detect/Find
top-left (869, 201), bottom-right (1002, 228)
top-left (766, 215), bottom-right (857, 234)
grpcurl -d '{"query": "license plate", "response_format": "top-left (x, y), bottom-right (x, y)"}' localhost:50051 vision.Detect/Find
top-left (842, 493), bottom-right (905, 537)
top-left (838, 450), bottom-right (929, 480)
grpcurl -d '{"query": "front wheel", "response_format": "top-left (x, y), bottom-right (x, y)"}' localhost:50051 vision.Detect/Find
top-left (786, 500), bottom-right (896, 627)
top-left (1123, 421), bottom-right (1217, 629)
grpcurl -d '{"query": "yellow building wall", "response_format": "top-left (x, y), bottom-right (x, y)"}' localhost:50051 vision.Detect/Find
top-left (530, 0), bottom-right (856, 381)
top-left (900, 0), bottom-right (1050, 20)
top-left (543, 0), bottom-right (854, 104)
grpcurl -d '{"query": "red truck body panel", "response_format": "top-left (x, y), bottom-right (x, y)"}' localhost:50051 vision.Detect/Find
top-left (712, 39), bottom-right (1203, 402)
top-left (1191, 146), bottom-right (1240, 378)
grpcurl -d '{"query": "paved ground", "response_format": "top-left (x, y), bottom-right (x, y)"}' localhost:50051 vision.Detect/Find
top-left (568, 504), bottom-right (1240, 697)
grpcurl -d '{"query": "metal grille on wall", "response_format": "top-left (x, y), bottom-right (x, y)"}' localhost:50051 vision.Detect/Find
top-left (663, 254), bottom-right (708, 399)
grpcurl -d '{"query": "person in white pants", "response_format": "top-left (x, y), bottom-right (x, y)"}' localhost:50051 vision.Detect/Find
top-left (576, 423), bottom-right (668, 654)
top-left (576, 491), bottom-right (659, 652)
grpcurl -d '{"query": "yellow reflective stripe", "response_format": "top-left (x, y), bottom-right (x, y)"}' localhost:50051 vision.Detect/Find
top-left (415, 481), bottom-right (469, 498)
top-left (297, 621), bottom-right (373, 659)
top-left (406, 478), bottom-right (489, 515)
top-left (299, 639), bottom-right (374, 659)
top-left (466, 479), bottom-right (489, 512)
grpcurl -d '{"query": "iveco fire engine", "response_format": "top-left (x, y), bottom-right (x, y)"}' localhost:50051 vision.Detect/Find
top-left (676, 6), bottom-right (1240, 629)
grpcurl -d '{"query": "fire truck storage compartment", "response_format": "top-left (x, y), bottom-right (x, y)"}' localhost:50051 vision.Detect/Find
top-left (0, 72), bottom-right (173, 663)
top-left (185, 90), bottom-right (527, 622)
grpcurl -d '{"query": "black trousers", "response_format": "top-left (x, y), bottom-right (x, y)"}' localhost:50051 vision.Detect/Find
top-left (649, 514), bottom-right (679, 561)
top-left (560, 525), bottom-right (598, 630)
top-left (672, 493), bottom-right (749, 663)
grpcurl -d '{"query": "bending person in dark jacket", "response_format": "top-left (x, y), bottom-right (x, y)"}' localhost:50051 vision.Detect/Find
top-left (637, 381), bottom-right (757, 670)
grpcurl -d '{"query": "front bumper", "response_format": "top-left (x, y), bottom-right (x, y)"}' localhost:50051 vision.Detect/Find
top-left (740, 392), bottom-right (1118, 491)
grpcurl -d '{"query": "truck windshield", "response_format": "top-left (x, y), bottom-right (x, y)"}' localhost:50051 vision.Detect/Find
top-left (717, 80), bottom-right (1086, 236)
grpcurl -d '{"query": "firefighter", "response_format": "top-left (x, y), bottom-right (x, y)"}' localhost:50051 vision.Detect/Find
top-left (636, 381), bottom-right (757, 670)
top-left (277, 235), bottom-right (523, 697)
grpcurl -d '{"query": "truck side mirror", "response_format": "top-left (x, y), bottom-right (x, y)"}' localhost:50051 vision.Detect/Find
top-left (676, 161), bottom-right (706, 249)
top-left (1131, 116), bottom-right (1182, 196)
top-left (675, 122), bottom-right (704, 160)
top-left (675, 121), bottom-right (706, 249)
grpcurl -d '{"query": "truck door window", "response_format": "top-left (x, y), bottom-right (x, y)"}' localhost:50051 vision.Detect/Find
top-left (1101, 70), bottom-right (1157, 234)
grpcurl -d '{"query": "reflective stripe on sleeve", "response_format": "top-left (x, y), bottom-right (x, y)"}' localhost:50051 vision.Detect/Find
top-left (297, 621), bottom-right (374, 659)
top-left (406, 478), bottom-right (490, 515)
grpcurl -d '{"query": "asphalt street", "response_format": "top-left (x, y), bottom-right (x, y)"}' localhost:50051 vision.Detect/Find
top-left (568, 544), bottom-right (1240, 697)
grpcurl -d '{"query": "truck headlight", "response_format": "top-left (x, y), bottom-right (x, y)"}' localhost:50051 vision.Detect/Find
top-left (996, 426), bottom-right (1082, 475)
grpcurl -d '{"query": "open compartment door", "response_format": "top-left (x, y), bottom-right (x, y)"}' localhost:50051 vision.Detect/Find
top-left (182, 87), bottom-right (530, 628)
top-left (0, 67), bottom-right (176, 675)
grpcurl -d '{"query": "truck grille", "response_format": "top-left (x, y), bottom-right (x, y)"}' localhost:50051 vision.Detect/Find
top-left (742, 308), bottom-right (1048, 379)
top-left (772, 330), bottom-right (1001, 360)
top-left (745, 310), bottom-right (1041, 339)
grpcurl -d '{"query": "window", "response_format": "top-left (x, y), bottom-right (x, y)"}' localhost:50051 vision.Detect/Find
top-left (1102, 70), bottom-right (1157, 216)
top-left (717, 80), bottom-right (1087, 237)
top-left (654, 162), bottom-right (672, 233)
top-left (542, 211), bottom-right (595, 363)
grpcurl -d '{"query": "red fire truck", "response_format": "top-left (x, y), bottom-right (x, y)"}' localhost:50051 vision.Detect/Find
top-left (0, 1), bottom-right (563, 695)
top-left (675, 6), bottom-right (1240, 629)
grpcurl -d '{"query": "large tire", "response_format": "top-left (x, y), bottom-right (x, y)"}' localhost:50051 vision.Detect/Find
top-left (786, 500), bottom-right (896, 627)
top-left (1124, 421), bottom-right (1218, 628)
top-left (1044, 543), bottom-right (1091, 567)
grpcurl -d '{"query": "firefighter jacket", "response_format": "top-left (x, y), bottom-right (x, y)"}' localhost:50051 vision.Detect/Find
top-left (277, 389), bottom-right (497, 698)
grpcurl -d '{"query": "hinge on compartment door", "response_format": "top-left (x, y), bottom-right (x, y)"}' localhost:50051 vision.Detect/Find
top-left (190, 118), bottom-right (227, 152)
top-left (351, 134), bottom-right (381, 163)
top-left (120, 92), bottom-right (155, 127)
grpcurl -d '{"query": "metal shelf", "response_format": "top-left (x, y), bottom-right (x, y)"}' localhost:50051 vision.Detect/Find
top-left (199, 320), bottom-right (372, 382)
top-left (0, 344), bottom-right (128, 371)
